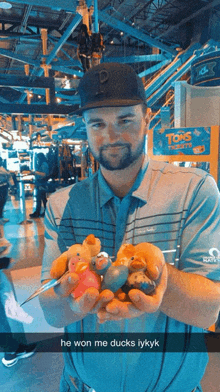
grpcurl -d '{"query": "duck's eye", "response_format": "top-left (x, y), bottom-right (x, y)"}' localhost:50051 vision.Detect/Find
top-left (131, 257), bottom-right (134, 261)
top-left (77, 253), bottom-right (80, 256)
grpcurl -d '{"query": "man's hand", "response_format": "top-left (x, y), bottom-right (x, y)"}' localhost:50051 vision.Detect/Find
top-left (49, 241), bottom-right (167, 323)
top-left (97, 245), bottom-right (168, 323)
top-left (52, 270), bottom-right (114, 318)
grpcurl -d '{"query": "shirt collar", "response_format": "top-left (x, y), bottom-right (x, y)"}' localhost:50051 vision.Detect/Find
top-left (98, 155), bottom-right (149, 208)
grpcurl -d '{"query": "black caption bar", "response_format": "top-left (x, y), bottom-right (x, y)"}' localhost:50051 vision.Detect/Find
top-left (0, 332), bottom-right (220, 353)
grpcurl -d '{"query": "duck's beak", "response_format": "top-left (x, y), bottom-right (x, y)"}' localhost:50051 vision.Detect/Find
top-left (130, 258), bottom-right (146, 271)
top-left (75, 261), bottom-right (89, 274)
top-left (96, 257), bottom-right (109, 271)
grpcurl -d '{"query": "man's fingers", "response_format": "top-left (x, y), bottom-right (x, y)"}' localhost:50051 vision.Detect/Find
top-left (54, 272), bottom-right (79, 297)
top-left (90, 289), bottom-right (114, 313)
top-left (97, 264), bottom-right (168, 322)
top-left (135, 243), bottom-right (165, 280)
top-left (97, 298), bottom-right (143, 322)
top-left (50, 252), bottom-right (69, 279)
top-left (107, 299), bottom-right (143, 318)
top-left (129, 263), bottom-right (168, 312)
top-left (68, 287), bottom-right (100, 314)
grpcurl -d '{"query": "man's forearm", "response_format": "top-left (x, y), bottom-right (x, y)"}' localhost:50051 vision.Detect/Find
top-left (160, 264), bottom-right (220, 328)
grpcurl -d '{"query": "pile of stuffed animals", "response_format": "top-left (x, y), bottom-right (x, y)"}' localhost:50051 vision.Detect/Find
top-left (50, 234), bottom-right (158, 300)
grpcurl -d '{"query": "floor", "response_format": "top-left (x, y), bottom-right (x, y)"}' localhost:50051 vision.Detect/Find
top-left (0, 194), bottom-right (220, 392)
top-left (0, 195), bottom-right (64, 392)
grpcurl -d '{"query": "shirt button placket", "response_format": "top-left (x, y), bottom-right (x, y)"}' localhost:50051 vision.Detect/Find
top-left (114, 196), bottom-right (130, 255)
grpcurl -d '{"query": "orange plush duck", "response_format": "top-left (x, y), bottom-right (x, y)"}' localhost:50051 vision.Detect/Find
top-left (114, 242), bottom-right (160, 296)
top-left (121, 252), bottom-right (156, 295)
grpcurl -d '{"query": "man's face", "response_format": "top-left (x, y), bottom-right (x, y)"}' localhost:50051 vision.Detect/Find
top-left (83, 104), bottom-right (150, 171)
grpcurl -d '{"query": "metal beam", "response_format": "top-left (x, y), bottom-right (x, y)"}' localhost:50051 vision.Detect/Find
top-left (138, 59), bottom-right (171, 78)
top-left (51, 64), bottom-right (83, 77)
top-left (103, 54), bottom-right (166, 63)
top-left (0, 48), bottom-right (39, 67)
top-left (0, 96), bottom-right (10, 103)
top-left (0, 74), bottom-right (55, 97)
top-left (94, 0), bottom-right (99, 33)
top-left (145, 43), bottom-right (201, 99)
top-left (18, 12), bottom-right (82, 103)
top-left (9, 0), bottom-right (79, 11)
top-left (55, 93), bottom-right (80, 103)
top-left (145, 56), bottom-right (182, 98)
top-left (0, 74), bottom-right (52, 91)
top-left (98, 10), bottom-right (176, 56)
top-left (147, 53), bottom-right (198, 107)
top-left (0, 103), bottom-right (77, 115)
top-left (37, 13), bottom-right (82, 76)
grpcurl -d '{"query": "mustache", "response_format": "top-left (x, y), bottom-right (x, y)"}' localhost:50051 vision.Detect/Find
top-left (101, 143), bottom-right (130, 150)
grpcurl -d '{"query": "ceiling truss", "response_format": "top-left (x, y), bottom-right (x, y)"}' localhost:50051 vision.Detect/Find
top-left (0, 0), bottom-right (218, 135)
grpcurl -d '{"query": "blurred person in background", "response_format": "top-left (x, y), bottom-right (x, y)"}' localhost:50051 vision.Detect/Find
top-left (0, 226), bottom-right (36, 367)
top-left (0, 157), bottom-right (14, 224)
top-left (77, 24), bottom-right (91, 73)
top-left (29, 152), bottom-right (49, 218)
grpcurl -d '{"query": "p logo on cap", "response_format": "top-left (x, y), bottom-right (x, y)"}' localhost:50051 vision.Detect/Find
top-left (95, 70), bottom-right (109, 95)
top-left (75, 62), bottom-right (147, 115)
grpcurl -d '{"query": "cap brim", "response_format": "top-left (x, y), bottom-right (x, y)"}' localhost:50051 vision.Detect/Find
top-left (73, 98), bottom-right (145, 115)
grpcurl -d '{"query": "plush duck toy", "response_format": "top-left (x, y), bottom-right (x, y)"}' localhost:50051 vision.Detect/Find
top-left (114, 243), bottom-right (136, 267)
top-left (96, 243), bottom-right (134, 294)
top-left (121, 252), bottom-right (156, 295)
top-left (50, 238), bottom-right (161, 300)
top-left (90, 251), bottom-right (128, 293)
top-left (90, 252), bottom-right (112, 276)
top-left (101, 264), bottom-right (129, 293)
top-left (50, 243), bottom-right (90, 280)
top-left (114, 242), bottom-right (162, 299)
top-left (82, 234), bottom-right (101, 258)
top-left (68, 255), bottom-right (101, 299)
top-left (50, 234), bottom-right (102, 298)
top-left (99, 246), bottom-right (133, 293)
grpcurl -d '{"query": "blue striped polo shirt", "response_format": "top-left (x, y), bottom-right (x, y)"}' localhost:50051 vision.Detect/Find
top-left (42, 156), bottom-right (220, 392)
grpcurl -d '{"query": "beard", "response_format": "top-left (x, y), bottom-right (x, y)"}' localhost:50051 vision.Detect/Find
top-left (89, 137), bottom-right (146, 171)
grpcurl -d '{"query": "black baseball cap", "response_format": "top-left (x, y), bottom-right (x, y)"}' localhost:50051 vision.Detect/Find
top-left (75, 62), bottom-right (147, 115)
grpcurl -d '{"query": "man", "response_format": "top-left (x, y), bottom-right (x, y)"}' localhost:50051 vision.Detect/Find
top-left (29, 152), bottom-right (49, 218)
top-left (0, 227), bottom-right (37, 367)
top-left (0, 157), bottom-right (14, 224)
top-left (77, 24), bottom-right (91, 73)
top-left (39, 63), bottom-right (220, 392)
